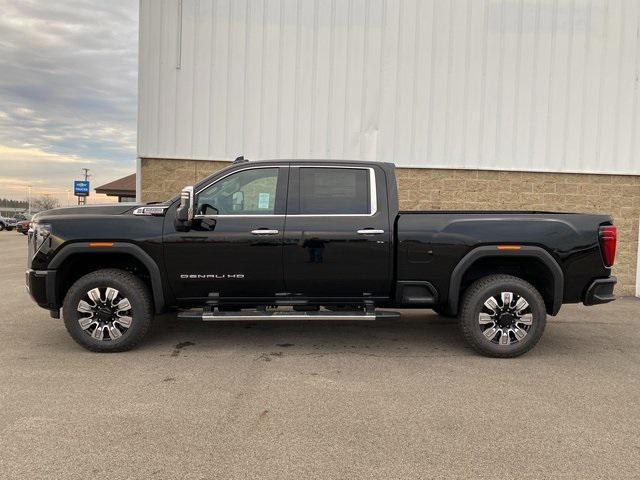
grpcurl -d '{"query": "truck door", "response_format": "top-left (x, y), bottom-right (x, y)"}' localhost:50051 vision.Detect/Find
top-left (282, 165), bottom-right (391, 300)
top-left (163, 166), bottom-right (288, 301)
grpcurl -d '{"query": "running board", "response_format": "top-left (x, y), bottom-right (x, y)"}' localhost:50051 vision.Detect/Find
top-left (177, 309), bottom-right (400, 322)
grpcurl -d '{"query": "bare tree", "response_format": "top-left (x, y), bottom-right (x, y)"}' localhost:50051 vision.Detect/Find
top-left (32, 195), bottom-right (60, 212)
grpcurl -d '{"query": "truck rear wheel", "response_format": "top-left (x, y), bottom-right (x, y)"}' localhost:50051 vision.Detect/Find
top-left (62, 269), bottom-right (153, 352)
top-left (458, 274), bottom-right (546, 358)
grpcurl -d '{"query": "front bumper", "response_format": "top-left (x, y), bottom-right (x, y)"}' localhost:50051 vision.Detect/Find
top-left (25, 269), bottom-right (58, 311)
top-left (583, 276), bottom-right (617, 306)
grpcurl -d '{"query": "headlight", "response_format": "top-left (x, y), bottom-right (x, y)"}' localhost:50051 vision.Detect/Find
top-left (32, 223), bottom-right (52, 252)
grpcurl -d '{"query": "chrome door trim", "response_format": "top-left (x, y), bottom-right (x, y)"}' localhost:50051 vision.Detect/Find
top-left (193, 163), bottom-right (379, 219)
top-left (195, 214), bottom-right (286, 218)
top-left (194, 165), bottom-right (283, 219)
top-left (288, 165), bottom-right (377, 217)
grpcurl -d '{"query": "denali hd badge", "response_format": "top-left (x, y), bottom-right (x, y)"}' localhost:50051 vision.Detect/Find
top-left (180, 274), bottom-right (245, 279)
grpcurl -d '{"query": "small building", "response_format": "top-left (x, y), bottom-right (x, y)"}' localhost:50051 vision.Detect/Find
top-left (95, 174), bottom-right (136, 202)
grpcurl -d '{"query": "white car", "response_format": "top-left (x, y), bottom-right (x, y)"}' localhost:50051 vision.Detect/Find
top-left (0, 215), bottom-right (17, 231)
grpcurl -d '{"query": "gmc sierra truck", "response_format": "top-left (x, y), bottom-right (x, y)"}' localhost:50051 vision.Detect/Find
top-left (26, 159), bottom-right (617, 357)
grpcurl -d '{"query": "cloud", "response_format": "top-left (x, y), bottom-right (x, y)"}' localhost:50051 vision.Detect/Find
top-left (0, 144), bottom-right (92, 164)
top-left (0, 143), bottom-right (131, 204)
top-left (0, 0), bottom-right (137, 203)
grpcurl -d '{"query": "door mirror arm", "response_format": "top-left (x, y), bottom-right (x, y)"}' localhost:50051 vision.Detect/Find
top-left (175, 186), bottom-right (195, 231)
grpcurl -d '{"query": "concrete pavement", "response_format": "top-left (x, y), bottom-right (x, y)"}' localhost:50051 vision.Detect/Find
top-left (0, 233), bottom-right (638, 479)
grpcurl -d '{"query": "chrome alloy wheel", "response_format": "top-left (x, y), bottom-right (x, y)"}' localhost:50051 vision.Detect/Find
top-left (77, 287), bottom-right (133, 341)
top-left (478, 292), bottom-right (533, 346)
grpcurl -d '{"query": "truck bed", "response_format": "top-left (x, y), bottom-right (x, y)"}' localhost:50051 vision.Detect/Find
top-left (395, 210), bottom-right (612, 306)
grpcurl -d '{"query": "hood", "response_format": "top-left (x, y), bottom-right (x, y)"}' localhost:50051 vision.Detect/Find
top-left (33, 203), bottom-right (143, 220)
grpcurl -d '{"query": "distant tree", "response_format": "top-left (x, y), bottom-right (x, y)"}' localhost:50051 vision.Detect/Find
top-left (32, 195), bottom-right (60, 212)
top-left (0, 198), bottom-right (28, 209)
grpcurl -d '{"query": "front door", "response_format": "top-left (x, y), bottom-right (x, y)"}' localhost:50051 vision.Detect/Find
top-left (163, 166), bottom-right (288, 302)
top-left (282, 165), bottom-right (392, 300)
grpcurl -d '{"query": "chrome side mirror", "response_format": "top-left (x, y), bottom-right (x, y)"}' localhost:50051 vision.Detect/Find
top-left (175, 185), bottom-right (194, 231)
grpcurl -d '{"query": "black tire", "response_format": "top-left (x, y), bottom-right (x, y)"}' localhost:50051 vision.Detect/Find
top-left (458, 274), bottom-right (546, 358)
top-left (0, 223), bottom-right (5, 231)
top-left (6, 226), bottom-right (14, 231)
top-left (62, 268), bottom-right (153, 352)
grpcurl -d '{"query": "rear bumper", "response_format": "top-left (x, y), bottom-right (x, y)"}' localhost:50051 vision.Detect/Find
top-left (25, 269), bottom-right (58, 311)
top-left (583, 276), bottom-right (617, 306)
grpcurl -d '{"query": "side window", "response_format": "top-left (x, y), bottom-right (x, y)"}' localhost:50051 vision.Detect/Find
top-left (299, 168), bottom-right (371, 215)
top-left (196, 168), bottom-right (279, 215)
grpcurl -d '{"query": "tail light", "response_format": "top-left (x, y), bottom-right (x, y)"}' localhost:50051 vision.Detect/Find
top-left (599, 225), bottom-right (617, 267)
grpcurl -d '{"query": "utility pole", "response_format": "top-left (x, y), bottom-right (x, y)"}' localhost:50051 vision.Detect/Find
top-left (27, 185), bottom-right (31, 216)
top-left (78, 168), bottom-right (91, 206)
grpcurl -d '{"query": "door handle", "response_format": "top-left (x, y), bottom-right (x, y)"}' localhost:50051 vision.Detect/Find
top-left (356, 229), bottom-right (385, 235)
top-left (251, 229), bottom-right (279, 235)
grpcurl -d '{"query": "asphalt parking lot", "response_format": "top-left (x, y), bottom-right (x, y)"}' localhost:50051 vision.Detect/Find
top-left (0, 233), bottom-right (639, 479)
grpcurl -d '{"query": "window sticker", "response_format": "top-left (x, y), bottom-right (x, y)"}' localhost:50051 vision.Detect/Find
top-left (258, 192), bottom-right (270, 209)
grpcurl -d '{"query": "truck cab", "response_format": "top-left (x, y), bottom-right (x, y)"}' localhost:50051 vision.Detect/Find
top-left (166, 160), bottom-right (395, 307)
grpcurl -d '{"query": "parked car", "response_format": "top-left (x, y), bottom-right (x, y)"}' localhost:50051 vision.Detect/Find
top-left (0, 215), bottom-right (17, 231)
top-left (25, 159), bottom-right (617, 357)
top-left (16, 219), bottom-right (32, 235)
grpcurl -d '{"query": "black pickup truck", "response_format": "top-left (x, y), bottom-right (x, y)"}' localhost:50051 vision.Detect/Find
top-left (26, 159), bottom-right (617, 357)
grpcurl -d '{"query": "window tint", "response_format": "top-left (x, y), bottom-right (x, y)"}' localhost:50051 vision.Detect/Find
top-left (299, 168), bottom-right (370, 214)
top-left (196, 168), bottom-right (279, 215)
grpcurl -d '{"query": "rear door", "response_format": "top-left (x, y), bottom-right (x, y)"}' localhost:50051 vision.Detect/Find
top-left (282, 164), bottom-right (391, 300)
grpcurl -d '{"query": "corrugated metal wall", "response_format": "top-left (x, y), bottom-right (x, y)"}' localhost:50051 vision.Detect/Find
top-left (138, 0), bottom-right (640, 174)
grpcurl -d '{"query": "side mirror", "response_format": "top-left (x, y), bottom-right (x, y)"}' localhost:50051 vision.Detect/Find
top-left (174, 186), bottom-right (194, 231)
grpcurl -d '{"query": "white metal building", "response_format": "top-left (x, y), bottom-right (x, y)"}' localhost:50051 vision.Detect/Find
top-left (137, 0), bottom-right (640, 295)
top-left (138, 0), bottom-right (640, 173)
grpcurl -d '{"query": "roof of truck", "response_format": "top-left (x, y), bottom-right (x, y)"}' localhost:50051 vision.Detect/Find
top-left (232, 158), bottom-right (395, 167)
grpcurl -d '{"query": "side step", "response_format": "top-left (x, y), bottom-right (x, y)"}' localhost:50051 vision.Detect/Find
top-left (177, 309), bottom-right (400, 322)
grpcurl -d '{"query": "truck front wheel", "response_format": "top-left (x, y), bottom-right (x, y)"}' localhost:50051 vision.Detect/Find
top-left (62, 269), bottom-right (153, 352)
top-left (458, 274), bottom-right (547, 358)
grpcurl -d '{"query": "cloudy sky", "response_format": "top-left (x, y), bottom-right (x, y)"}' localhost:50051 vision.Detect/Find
top-left (0, 0), bottom-right (138, 204)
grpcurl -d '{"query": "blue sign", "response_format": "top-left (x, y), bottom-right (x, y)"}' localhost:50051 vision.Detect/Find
top-left (74, 181), bottom-right (90, 197)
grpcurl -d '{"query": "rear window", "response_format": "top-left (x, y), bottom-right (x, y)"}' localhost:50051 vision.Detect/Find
top-left (299, 167), bottom-right (370, 215)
